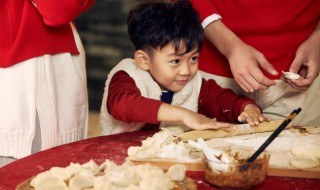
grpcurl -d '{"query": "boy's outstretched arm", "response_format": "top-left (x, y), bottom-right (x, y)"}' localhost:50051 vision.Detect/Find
top-left (158, 103), bottom-right (230, 131)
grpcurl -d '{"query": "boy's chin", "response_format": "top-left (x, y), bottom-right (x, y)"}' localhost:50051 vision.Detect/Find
top-left (167, 86), bottom-right (185, 93)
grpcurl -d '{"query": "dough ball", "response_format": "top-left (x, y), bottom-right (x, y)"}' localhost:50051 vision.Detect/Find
top-left (289, 156), bottom-right (320, 169)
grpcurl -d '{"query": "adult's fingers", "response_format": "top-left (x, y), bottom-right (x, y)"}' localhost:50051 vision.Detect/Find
top-left (238, 72), bottom-right (270, 92)
top-left (288, 59), bottom-right (318, 90)
top-left (236, 77), bottom-right (254, 92)
top-left (234, 65), bottom-right (275, 92)
top-left (249, 69), bottom-right (275, 89)
top-left (289, 78), bottom-right (312, 91)
top-left (289, 54), bottom-right (302, 74)
top-left (256, 54), bottom-right (278, 76)
top-left (250, 74), bottom-right (272, 90)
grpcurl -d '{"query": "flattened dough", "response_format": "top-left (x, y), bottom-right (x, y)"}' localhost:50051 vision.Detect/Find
top-left (291, 140), bottom-right (320, 159)
top-left (289, 156), bottom-right (320, 169)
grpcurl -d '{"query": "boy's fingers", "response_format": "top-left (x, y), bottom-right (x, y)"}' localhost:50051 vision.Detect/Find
top-left (238, 114), bottom-right (244, 122)
top-left (217, 122), bottom-right (231, 131)
top-left (254, 117), bottom-right (260, 125)
top-left (246, 117), bottom-right (254, 125)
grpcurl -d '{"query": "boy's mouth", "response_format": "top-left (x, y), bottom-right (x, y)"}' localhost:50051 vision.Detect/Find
top-left (174, 79), bottom-right (188, 86)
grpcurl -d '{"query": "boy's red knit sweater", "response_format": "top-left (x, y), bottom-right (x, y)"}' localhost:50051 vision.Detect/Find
top-left (191, 0), bottom-right (320, 80)
top-left (0, 0), bottom-right (95, 68)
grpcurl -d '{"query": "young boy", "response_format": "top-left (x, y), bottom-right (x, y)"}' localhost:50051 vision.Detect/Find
top-left (99, 0), bottom-right (270, 135)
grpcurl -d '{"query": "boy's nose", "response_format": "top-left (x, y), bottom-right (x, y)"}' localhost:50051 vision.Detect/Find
top-left (179, 63), bottom-right (190, 75)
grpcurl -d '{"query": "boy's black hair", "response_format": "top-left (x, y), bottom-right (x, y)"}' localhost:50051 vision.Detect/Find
top-left (127, 0), bottom-right (203, 55)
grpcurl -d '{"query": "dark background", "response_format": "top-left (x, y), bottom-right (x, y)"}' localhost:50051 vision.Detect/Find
top-left (75, 0), bottom-right (151, 111)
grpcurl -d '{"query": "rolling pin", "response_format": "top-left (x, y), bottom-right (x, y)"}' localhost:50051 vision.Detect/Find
top-left (178, 120), bottom-right (291, 141)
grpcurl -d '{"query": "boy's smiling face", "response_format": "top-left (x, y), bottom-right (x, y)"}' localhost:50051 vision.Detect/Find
top-left (141, 43), bottom-right (199, 92)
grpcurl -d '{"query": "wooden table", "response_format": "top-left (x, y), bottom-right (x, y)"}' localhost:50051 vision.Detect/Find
top-left (0, 130), bottom-right (319, 190)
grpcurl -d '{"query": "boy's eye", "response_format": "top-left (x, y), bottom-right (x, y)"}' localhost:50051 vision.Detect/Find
top-left (191, 56), bottom-right (198, 62)
top-left (171, 59), bottom-right (180, 64)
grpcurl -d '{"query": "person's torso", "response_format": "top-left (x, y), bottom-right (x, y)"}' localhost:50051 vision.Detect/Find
top-left (199, 0), bottom-right (320, 79)
top-left (0, 0), bottom-right (78, 68)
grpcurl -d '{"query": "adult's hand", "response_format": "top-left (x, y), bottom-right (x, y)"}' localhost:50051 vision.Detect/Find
top-left (204, 20), bottom-right (278, 92)
top-left (286, 21), bottom-right (320, 91)
top-left (227, 40), bottom-right (278, 92)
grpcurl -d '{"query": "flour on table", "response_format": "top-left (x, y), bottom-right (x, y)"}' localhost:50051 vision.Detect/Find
top-left (290, 126), bottom-right (320, 135)
top-left (269, 151), bottom-right (293, 168)
top-left (206, 130), bottom-right (297, 152)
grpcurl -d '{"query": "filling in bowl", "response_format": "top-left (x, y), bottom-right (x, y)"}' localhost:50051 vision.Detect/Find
top-left (203, 147), bottom-right (269, 189)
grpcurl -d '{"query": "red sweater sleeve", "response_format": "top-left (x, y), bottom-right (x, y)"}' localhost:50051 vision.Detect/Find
top-left (198, 78), bottom-right (257, 123)
top-left (107, 71), bottom-right (163, 124)
top-left (190, 0), bottom-right (219, 22)
top-left (33, 0), bottom-right (95, 26)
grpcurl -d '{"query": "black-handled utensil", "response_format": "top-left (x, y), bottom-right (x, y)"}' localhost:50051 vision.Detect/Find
top-left (240, 108), bottom-right (302, 171)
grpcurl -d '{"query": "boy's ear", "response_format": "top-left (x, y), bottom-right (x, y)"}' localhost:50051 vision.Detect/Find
top-left (134, 50), bottom-right (150, 71)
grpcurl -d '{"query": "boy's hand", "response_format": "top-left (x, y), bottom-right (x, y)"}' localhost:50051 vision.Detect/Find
top-left (238, 104), bottom-right (271, 126)
top-left (183, 112), bottom-right (231, 131)
top-left (158, 103), bottom-right (230, 131)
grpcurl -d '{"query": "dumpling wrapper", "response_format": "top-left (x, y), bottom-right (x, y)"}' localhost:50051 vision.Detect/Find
top-left (289, 156), bottom-right (320, 169)
top-left (282, 71), bottom-right (300, 80)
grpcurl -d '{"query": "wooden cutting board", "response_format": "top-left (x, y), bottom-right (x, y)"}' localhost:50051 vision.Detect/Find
top-left (131, 129), bottom-right (320, 179)
top-left (131, 158), bottom-right (320, 179)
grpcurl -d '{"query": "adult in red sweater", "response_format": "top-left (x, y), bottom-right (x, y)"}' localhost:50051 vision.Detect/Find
top-left (99, 1), bottom-right (270, 135)
top-left (191, 0), bottom-right (320, 126)
top-left (0, 0), bottom-right (95, 167)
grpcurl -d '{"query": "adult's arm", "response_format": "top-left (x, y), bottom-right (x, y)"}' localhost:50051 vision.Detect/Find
top-left (190, 0), bottom-right (220, 27)
top-left (204, 20), bottom-right (278, 92)
top-left (191, 0), bottom-right (278, 92)
top-left (32, 0), bottom-right (95, 26)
